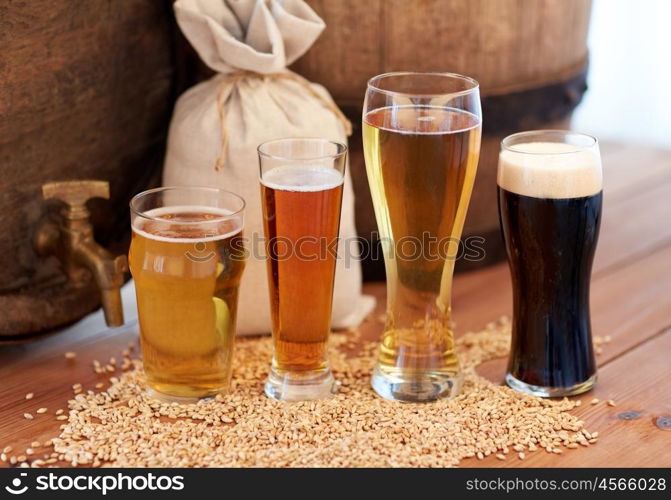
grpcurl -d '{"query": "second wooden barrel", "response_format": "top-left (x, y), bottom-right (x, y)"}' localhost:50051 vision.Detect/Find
top-left (293, 0), bottom-right (592, 277)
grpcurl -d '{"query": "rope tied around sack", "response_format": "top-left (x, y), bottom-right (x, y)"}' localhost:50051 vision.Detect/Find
top-left (214, 71), bottom-right (352, 170)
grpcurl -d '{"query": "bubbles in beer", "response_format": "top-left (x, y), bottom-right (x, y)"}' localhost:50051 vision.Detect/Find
top-left (129, 205), bottom-right (245, 399)
top-left (362, 105), bottom-right (481, 400)
top-left (498, 141), bottom-right (602, 199)
top-left (260, 164), bottom-right (344, 375)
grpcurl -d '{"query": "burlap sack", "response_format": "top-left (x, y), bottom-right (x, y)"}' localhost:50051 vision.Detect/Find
top-left (163, 0), bottom-right (374, 335)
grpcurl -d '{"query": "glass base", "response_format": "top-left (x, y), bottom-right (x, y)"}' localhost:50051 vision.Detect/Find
top-left (264, 367), bottom-right (337, 402)
top-left (146, 387), bottom-right (220, 404)
top-left (505, 372), bottom-right (598, 398)
top-left (371, 364), bottom-right (463, 402)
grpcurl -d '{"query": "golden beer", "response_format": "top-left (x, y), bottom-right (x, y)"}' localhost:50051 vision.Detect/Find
top-left (129, 189), bottom-right (245, 401)
top-left (258, 139), bottom-right (347, 401)
top-left (363, 73), bottom-right (482, 401)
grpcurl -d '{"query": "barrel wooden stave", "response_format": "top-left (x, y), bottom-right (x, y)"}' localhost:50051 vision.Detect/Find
top-left (294, 0), bottom-right (592, 103)
top-left (293, 0), bottom-right (592, 275)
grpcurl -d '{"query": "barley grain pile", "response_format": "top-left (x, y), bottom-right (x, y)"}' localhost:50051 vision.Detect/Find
top-left (17, 318), bottom-right (599, 467)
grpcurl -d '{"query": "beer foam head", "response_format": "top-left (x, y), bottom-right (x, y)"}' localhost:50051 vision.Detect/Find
top-left (498, 141), bottom-right (603, 199)
top-left (132, 206), bottom-right (243, 243)
top-left (261, 165), bottom-right (343, 192)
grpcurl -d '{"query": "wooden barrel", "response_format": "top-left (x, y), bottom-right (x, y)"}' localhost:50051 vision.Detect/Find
top-left (292, 0), bottom-right (592, 278)
top-left (0, 0), bottom-right (180, 337)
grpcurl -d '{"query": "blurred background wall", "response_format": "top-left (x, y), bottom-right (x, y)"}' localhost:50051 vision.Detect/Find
top-left (574, 0), bottom-right (671, 148)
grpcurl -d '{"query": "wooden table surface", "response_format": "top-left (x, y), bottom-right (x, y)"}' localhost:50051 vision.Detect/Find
top-left (1, 142), bottom-right (671, 468)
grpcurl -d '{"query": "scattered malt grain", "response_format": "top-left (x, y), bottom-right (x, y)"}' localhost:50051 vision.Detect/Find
top-left (17, 318), bottom-right (600, 468)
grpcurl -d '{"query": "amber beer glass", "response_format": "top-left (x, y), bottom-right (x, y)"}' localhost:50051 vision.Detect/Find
top-left (129, 187), bottom-right (246, 401)
top-left (498, 131), bottom-right (602, 397)
top-left (363, 72), bottom-right (482, 402)
top-left (258, 138), bottom-right (346, 401)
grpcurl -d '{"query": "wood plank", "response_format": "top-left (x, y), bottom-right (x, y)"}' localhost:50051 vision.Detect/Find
top-left (589, 244), bottom-right (671, 360)
top-left (3, 246), bottom-right (671, 467)
top-left (2, 141), bottom-right (671, 467)
top-left (595, 176), bottom-right (671, 274)
top-left (600, 142), bottom-right (671, 201)
top-left (463, 328), bottom-right (671, 467)
top-left (0, 325), bottom-right (139, 465)
top-left (2, 242), bottom-right (671, 467)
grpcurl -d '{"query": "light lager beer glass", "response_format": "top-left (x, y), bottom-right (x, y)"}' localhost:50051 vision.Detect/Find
top-left (258, 138), bottom-right (347, 401)
top-left (363, 72), bottom-right (482, 402)
top-left (129, 187), bottom-right (246, 402)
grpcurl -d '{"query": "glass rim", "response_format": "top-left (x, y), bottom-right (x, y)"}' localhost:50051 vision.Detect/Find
top-left (257, 137), bottom-right (348, 162)
top-left (129, 186), bottom-right (246, 224)
top-left (366, 71), bottom-right (480, 99)
top-left (501, 130), bottom-right (598, 155)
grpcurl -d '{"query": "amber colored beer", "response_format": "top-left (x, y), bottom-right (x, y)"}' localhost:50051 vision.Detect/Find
top-left (129, 206), bottom-right (245, 400)
top-left (260, 166), bottom-right (344, 375)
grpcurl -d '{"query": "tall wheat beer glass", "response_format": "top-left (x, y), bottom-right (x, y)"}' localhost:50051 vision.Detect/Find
top-left (259, 138), bottom-right (347, 401)
top-left (498, 130), bottom-right (602, 397)
top-left (363, 72), bottom-right (482, 401)
top-left (129, 187), bottom-right (246, 402)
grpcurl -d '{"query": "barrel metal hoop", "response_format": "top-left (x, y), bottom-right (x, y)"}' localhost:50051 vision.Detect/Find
top-left (480, 64), bottom-right (589, 135)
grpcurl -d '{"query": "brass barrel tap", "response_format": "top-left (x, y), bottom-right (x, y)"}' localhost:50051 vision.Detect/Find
top-left (34, 180), bottom-right (127, 327)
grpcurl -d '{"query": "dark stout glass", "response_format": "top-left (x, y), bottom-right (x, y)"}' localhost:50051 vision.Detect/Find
top-left (498, 188), bottom-right (601, 390)
top-left (497, 131), bottom-right (602, 397)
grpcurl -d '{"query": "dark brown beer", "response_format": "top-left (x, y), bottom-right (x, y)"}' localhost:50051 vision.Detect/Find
top-left (498, 188), bottom-right (602, 389)
top-left (497, 136), bottom-right (602, 396)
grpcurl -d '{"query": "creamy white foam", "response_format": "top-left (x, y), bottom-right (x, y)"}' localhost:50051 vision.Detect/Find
top-left (132, 205), bottom-right (242, 243)
top-left (261, 165), bottom-right (343, 192)
top-left (498, 142), bottom-right (603, 199)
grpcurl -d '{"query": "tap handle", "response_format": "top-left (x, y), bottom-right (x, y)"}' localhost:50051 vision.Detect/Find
top-left (42, 180), bottom-right (110, 220)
